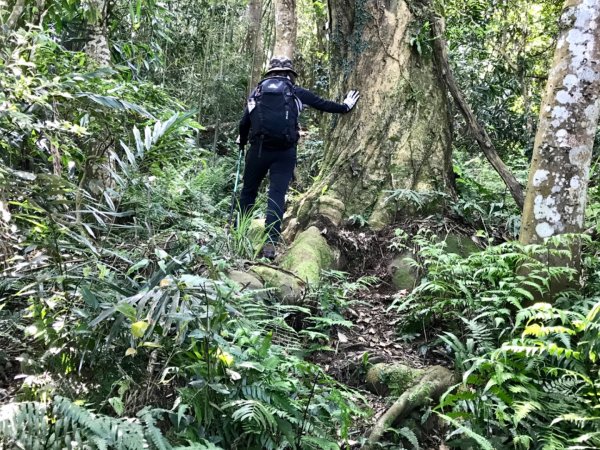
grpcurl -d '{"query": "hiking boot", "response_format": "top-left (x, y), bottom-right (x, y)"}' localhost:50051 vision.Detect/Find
top-left (261, 243), bottom-right (276, 260)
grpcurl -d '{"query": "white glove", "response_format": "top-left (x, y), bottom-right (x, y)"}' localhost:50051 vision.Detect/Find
top-left (343, 90), bottom-right (360, 111)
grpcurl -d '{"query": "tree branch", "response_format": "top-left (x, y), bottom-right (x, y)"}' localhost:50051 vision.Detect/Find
top-left (429, 14), bottom-right (525, 210)
top-left (6, 0), bottom-right (26, 30)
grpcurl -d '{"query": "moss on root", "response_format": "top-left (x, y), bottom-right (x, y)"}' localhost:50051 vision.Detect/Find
top-left (249, 266), bottom-right (305, 304)
top-left (366, 363), bottom-right (423, 396)
top-left (281, 226), bottom-right (333, 284)
top-left (364, 364), bottom-right (456, 449)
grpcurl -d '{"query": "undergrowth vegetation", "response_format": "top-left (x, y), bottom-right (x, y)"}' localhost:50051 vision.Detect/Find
top-left (0, 26), bottom-right (366, 449)
top-left (2, 0), bottom-right (600, 449)
top-left (391, 232), bottom-right (600, 449)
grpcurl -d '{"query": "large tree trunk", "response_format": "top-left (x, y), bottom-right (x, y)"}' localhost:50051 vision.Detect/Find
top-left (519, 0), bottom-right (600, 246)
top-left (84, 0), bottom-right (111, 66)
top-left (273, 0), bottom-right (296, 58)
top-left (246, 0), bottom-right (264, 91)
top-left (289, 0), bottom-right (452, 233)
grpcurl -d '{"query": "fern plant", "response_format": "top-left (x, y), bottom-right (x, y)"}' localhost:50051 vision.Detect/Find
top-left (391, 232), bottom-right (577, 344)
top-left (0, 396), bottom-right (172, 450)
top-left (434, 237), bottom-right (600, 449)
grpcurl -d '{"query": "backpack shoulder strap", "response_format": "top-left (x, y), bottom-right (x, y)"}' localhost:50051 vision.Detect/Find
top-left (289, 84), bottom-right (303, 113)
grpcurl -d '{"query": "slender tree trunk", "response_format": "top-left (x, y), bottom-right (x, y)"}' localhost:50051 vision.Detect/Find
top-left (273, 0), bottom-right (296, 58)
top-left (289, 0), bottom-right (452, 233)
top-left (84, 0), bottom-right (111, 66)
top-left (520, 0), bottom-right (600, 246)
top-left (429, 15), bottom-right (525, 210)
top-left (6, 0), bottom-right (26, 30)
top-left (246, 0), bottom-right (264, 91)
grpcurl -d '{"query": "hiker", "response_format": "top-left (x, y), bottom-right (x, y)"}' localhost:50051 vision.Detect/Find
top-left (237, 56), bottom-right (360, 259)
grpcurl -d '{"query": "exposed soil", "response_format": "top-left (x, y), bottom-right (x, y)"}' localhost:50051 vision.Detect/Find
top-left (306, 219), bottom-right (471, 448)
top-left (310, 281), bottom-right (451, 449)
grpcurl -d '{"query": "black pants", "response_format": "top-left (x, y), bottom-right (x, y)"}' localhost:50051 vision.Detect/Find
top-left (239, 145), bottom-right (296, 243)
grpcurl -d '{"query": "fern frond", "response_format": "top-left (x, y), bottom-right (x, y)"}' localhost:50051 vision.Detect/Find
top-left (224, 399), bottom-right (277, 432)
top-left (397, 426), bottom-right (420, 449)
top-left (0, 397), bottom-right (171, 450)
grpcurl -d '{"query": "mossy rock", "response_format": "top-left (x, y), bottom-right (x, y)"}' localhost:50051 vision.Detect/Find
top-left (249, 218), bottom-right (267, 248)
top-left (440, 233), bottom-right (480, 257)
top-left (388, 252), bottom-right (418, 291)
top-left (226, 270), bottom-right (264, 291)
top-left (366, 363), bottom-right (423, 396)
top-left (281, 226), bottom-right (333, 284)
top-left (249, 265), bottom-right (304, 304)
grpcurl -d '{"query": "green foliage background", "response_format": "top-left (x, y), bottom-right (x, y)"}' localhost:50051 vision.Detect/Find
top-left (1, 0), bottom-right (599, 449)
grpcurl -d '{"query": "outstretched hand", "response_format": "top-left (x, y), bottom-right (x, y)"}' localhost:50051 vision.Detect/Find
top-left (235, 135), bottom-right (245, 151)
top-left (343, 90), bottom-right (360, 111)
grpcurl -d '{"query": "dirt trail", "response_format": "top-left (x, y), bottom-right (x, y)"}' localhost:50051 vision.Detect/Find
top-left (303, 223), bottom-right (459, 448)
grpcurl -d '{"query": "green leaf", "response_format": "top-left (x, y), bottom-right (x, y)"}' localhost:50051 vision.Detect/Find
top-left (81, 287), bottom-right (99, 308)
top-left (258, 332), bottom-right (272, 358)
top-left (117, 303), bottom-right (137, 321)
top-left (75, 93), bottom-right (154, 118)
top-left (108, 397), bottom-right (124, 416)
top-left (131, 320), bottom-right (149, 338)
top-left (208, 383), bottom-right (230, 395)
top-left (127, 258), bottom-right (150, 275)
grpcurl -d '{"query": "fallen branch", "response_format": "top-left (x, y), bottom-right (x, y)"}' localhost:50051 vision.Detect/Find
top-left (429, 14), bottom-right (525, 210)
top-left (244, 260), bottom-right (307, 285)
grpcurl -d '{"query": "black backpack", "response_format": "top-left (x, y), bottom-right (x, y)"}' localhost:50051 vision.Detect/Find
top-left (249, 77), bottom-right (302, 148)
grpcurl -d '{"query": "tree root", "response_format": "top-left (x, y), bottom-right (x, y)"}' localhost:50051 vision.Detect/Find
top-left (365, 365), bottom-right (455, 448)
top-left (280, 226), bottom-right (334, 284)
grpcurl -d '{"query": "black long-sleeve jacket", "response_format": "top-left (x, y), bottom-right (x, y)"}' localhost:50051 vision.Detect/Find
top-left (238, 84), bottom-right (348, 148)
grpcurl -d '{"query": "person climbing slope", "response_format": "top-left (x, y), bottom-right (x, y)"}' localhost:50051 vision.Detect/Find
top-left (237, 56), bottom-right (360, 259)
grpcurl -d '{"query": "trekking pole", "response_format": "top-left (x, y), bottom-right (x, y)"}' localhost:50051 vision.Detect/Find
top-left (228, 144), bottom-right (244, 226)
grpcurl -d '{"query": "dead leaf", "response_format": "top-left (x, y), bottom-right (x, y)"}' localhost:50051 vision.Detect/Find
top-left (337, 331), bottom-right (349, 344)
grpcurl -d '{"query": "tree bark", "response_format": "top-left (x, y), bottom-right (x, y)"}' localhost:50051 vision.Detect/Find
top-left (519, 0), bottom-right (600, 246)
top-left (429, 15), bottom-right (525, 210)
top-left (288, 0), bottom-right (452, 233)
top-left (84, 0), bottom-right (111, 66)
top-left (246, 0), bottom-right (264, 91)
top-left (273, 0), bottom-right (296, 58)
top-left (34, 0), bottom-right (46, 26)
top-left (6, 0), bottom-right (26, 30)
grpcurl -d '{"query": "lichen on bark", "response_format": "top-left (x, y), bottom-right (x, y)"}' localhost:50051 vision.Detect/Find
top-left (83, 0), bottom-right (111, 67)
top-left (520, 0), bottom-right (600, 245)
top-left (273, 0), bottom-right (297, 58)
